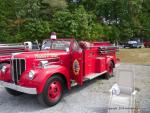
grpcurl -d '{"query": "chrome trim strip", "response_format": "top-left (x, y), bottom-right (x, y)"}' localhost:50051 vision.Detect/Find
top-left (11, 60), bottom-right (14, 82)
top-left (16, 59), bottom-right (18, 82)
top-left (0, 81), bottom-right (37, 94)
top-left (11, 58), bottom-right (26, 84)
top-left (11, 58), bottom-right (26, 71)
top-left (19, 59), bottom-right (21, 75)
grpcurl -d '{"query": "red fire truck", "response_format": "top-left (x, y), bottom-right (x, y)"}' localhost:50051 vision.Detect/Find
top-left (0, 38), bottom-right (119, 106)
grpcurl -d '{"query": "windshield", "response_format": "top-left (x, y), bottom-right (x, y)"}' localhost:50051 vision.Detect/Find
top-left (41, 40), bottom-right (71, 50)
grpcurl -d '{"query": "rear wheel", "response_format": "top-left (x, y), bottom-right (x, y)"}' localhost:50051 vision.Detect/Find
top-left (38, 76), bottom-right (64, 107)
top-left (5, 88), bottom-right (23, 96)
top-left (105, 61), bottom-right (114, 79)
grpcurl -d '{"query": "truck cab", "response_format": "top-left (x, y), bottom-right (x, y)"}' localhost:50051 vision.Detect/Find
top-left (0, 38), bottom-right (119, 106)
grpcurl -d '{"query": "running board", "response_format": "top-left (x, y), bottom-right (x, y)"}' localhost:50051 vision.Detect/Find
top-left (71, 80), bottom-right (78, 87)
top-left (84, 71), bottom-right (107, 80)
top-left (71, 71), bottom-right (107, 87)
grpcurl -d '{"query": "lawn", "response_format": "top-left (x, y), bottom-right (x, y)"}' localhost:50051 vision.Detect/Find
top-left (117, 48), bottom-right (150, 65)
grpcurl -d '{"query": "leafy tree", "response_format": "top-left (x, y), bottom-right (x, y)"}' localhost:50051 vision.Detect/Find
top-left (23, 19), bottom-right (51, 41)
top-left (52, 6), bottom-right (99, 40)
top-left (0, 0), bottom-right (150, 43)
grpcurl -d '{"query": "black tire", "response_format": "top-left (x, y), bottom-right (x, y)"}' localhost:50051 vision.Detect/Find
top-left (105, 61), bottom-right (114, 80)
top-left (5, 88), bottom-right (24, 96)
top-left (38, 75), bottom-right (64, 107)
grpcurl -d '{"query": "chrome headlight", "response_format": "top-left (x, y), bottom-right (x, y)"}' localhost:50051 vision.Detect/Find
top-left (28, 70), bottom-right (35, 80)
top-left (1, 66), bottom-right (7, 73)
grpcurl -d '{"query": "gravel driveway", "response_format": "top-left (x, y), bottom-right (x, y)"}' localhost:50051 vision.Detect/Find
top-left (0, 64), bottom-right (150, 113)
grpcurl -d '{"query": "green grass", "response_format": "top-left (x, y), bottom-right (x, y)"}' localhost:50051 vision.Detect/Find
top-left (117, 48), bottom-right (150, 65)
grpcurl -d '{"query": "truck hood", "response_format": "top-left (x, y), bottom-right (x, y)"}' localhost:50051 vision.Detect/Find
top-left (12, 50), bottom-right (68, 59)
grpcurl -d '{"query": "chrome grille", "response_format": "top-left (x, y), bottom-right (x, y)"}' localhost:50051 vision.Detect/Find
top-left (11, 59), bottom-right (25, 84)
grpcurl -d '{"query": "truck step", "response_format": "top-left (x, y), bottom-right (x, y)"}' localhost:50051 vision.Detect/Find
top-left (71, 80), bottom-right (78, 87)
top-left (84, 71), bottom-right (107, 80)
top-left (71, 71), bottom-right (107, 87)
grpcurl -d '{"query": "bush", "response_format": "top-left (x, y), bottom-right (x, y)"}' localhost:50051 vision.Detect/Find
top-left (23, 19), bottom-right (52, 41)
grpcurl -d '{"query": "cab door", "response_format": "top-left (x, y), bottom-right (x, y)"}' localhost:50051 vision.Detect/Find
top-left (71, 40), bottom-right (83, 85)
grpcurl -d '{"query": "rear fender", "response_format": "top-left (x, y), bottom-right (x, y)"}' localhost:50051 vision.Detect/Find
top-left (35, 65), bottom-right (70, 94)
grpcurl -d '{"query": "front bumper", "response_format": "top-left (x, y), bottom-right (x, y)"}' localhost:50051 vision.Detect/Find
top-left (0, 81), bottom-right (37, 94)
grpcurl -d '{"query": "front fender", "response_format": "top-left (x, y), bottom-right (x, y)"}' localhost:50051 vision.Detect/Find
top-left (26, 65), bottom-right (71, 94)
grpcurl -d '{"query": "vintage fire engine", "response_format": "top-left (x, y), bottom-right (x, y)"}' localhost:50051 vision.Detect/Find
top-left (0, 37), bottom-right (119, 106)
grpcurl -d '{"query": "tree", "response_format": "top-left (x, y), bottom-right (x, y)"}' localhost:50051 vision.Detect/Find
top-left (0, 0), bottom-right (150, 43)
top-left (52, 6), bottom-right (100, 40)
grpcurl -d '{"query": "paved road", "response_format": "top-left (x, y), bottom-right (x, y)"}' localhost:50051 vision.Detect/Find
top-left (0, 64), bottom-right (150, 113)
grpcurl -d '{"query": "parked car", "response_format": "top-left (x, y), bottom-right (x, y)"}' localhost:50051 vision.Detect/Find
top-left (123, 41), bottom-right (142, 48)
top-left (144, 42), bottom-right (150, 48)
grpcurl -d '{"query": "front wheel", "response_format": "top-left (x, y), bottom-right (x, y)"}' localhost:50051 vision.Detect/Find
top-left (105, 61), bottom-right (114, 79)
top-left (38, 76), bottom-right (64, 107)
top-left (5, 88), bottom-right (23, 96)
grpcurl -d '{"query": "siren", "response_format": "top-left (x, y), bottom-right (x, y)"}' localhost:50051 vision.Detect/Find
top-left (50, 32), bottom-right (57, 40)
